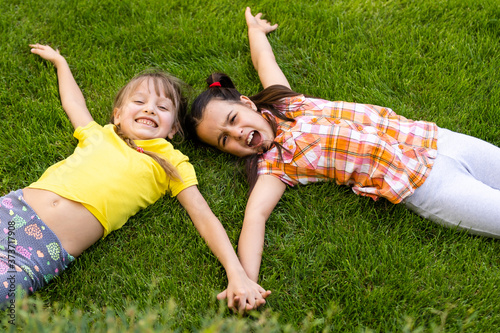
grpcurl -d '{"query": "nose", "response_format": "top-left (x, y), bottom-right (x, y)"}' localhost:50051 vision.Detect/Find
top-left (142, 102), bottom-right (156, 114)
top-left (229, 127), bottom-right (244, 141)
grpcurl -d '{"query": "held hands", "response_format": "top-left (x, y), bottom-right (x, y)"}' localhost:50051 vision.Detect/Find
top-left (30, 44), bottom-right (66, 67)
top-left (220, 273), bottom-right (271, 314)
top-left (245, 7), bottom-right (278, 35)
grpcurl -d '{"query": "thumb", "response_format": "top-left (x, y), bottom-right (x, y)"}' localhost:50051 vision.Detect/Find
top-left (245, 7), bottom-right (253, 22)
top-left (217, 290), bottom-right (228, 300)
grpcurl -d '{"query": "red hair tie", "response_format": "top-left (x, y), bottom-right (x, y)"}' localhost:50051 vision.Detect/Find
top-left (136, 147), bottom-right (144, 153)
top-left (209, 82), bottom-right (221, 88)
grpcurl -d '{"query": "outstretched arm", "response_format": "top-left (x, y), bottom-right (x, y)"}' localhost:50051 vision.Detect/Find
top-left (215, 175), bottom-right (285, 306)
top-left (30, 44), bottom-right (93, 129)
top-left (238, 175), bottom-right (286, 281)
top-left (245, 7), bottom-right (290, 89)
top-left (176, 185), bottom-right (271, 314)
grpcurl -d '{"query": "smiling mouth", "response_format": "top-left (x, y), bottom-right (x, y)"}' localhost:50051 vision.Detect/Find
top-left (136, 118), bottom-right (158, 128)
top-left (246, 131), bottom-right (262, 147)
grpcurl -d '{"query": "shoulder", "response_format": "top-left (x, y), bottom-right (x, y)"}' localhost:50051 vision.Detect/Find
top-left (281, 94), bottom-right (308, 112)
top-left (141, 139), bottom-right (193, 167)
top-left (73, 121), bottom-right (106, 140)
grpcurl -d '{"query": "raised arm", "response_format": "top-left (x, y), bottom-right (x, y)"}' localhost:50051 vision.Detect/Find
top-left (245, 7), bottom-right (290, 89)
top-left (176, 185), bottom-right (270, 314)
top-left (30, 44), bottom-right (93, 129)
top-left (238, 175), bottom-right (286, 282)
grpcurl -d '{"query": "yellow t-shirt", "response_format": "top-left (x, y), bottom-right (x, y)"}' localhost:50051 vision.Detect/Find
top-left (29, 121), bottom-right (198, 237)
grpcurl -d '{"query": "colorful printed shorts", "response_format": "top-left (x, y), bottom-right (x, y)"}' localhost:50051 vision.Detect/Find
top-left (0, 190), bottom-right (74, 305)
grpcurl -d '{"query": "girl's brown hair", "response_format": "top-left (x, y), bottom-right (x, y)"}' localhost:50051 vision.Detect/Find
top-left (111, 71), bottom-right (187, 181)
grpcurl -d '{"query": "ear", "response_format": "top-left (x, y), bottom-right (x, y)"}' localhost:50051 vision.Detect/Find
top-left (167, 124), bottom-right (178, 140)
top-left (112, 108), bottom-right (122, 125)
top-left (239, 95), bottom-right (257, 111)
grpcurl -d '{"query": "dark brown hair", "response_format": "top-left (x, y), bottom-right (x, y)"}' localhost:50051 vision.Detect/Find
top-left (186, 73), bottom-right (300, 192)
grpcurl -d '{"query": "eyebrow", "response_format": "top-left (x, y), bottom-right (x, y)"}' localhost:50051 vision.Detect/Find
top-left (216, 110), bottom-right (233, 147)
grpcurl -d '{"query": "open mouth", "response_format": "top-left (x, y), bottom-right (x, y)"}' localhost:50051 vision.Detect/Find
top-left (246, 130), bottom-right (262, 147)
top-left (136, 118), bottom-right (158, 128)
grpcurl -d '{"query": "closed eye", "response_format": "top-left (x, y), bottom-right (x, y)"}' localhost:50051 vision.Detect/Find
top-left (218, 110), bottom-right (235, 147)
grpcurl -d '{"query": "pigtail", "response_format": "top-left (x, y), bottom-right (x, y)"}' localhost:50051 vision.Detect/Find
top-left (114, 125), bottom-right (182, 182)
top-left (207, 73), bottom-right (237, 89)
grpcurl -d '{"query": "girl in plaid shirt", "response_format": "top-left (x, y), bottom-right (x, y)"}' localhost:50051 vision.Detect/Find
top-left (187, 8), bottom-right (500, 311)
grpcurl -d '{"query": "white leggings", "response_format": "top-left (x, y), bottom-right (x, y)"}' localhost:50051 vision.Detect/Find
top-left (403, 128), bottom-right (500, 238)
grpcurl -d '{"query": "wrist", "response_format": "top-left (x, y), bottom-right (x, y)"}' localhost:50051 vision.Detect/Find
top-left (248, 26), bottom-right (267, 36)
top-left (225, 262), bottom-right (248, 280)
top-left (226, 267), bottom-right (255, 285)
top-left (53, 56), bottom-right (67, 69)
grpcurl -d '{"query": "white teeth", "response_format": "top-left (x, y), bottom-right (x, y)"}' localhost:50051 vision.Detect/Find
top-left (247, 131), bottom-right (254, 145)
top-left (137, 119), bottom-right (157, 127)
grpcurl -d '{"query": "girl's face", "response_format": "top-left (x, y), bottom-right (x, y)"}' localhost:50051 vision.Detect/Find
top-left (196, 96), bottom-right (275, 157)
top-left (113, 79), bottom-right (177, 140)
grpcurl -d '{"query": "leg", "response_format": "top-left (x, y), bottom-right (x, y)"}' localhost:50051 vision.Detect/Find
top-left (437, 128), bottom-right (500, 189)
top-left (404, 151), bottom-right (500, 238)
top-left (0, 190), bottom-right (75, 306)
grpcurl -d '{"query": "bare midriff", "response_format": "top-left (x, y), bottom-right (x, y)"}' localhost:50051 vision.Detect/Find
top-left (22, 188), bottom-right (104, 257)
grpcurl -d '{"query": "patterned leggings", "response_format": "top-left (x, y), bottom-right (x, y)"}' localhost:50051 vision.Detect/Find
top-left (0, 190), bottom-right (74, 306)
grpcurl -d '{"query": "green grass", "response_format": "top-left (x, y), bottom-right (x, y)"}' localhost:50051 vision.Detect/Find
top-left (1, 0), bottom-right (500, 331)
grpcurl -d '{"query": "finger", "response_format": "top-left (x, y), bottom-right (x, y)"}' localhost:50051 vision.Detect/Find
top-left (261, 290), bottom-right (272, 298)
top-left (255, 13), bottom-right (263, 20)
top-left (245, 7), bottom-right (252, 21)
top-left (32, 44), bottom-right (48, 51)
top-left (246, 293), bottom-right (256, 309)
top-left (238, 295), bottom-right (247, 315)
top-left (29, 44), bottom-right (41, 52)
top-left (217, 290), bottom-right (227, 300)
top-left (245, 303), bottom-right (255, 312)
top-left (227, 292), bottom-right (235, 311)
top-left (233, 295), bottom-right (242, 313)
top-left (30, 48), bottom-right (42, 55)
top-left (257, 299), bottom-right (267, 307)
top-left (30, 44), bottom-right (47, 54)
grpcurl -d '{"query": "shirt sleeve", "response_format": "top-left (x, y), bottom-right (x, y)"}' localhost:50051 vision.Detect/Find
top-left (257, 158), bottom-right (296, 186)
top-left (167, 154), bottom-right (198, 197)
top-left (73, 121), bottom-right (100, 141)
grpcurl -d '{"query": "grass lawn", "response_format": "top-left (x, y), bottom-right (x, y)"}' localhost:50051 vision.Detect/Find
top-left (1, 0), bottom-right (499, 331)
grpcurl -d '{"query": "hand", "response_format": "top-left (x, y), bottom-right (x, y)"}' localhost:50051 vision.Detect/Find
top-left (30, 44), bottom-right (66, 67)
top-left (245, 7), bottom-right (278, 35)
top-left (218, 276), bottom-right (272, 314)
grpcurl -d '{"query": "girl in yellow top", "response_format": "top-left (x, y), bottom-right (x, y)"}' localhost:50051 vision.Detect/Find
top-left (0, 44), bottom-right (268, 313)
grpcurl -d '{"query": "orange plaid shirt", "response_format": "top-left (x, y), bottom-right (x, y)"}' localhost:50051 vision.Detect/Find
top-left (257, 95), bottom-right (438, 203)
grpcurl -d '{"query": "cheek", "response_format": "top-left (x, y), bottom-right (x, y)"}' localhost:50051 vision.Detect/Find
top-left (168, 115), bottom-right (179, 130)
